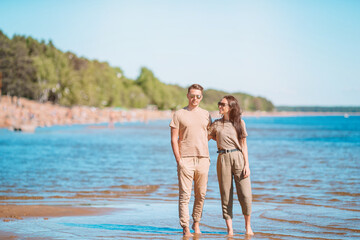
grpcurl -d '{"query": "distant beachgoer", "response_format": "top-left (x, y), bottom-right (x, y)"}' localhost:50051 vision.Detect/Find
top-left (208, 95), bottom-right (254, 236)
top-left (170, 84), bottom-right (212, 236)
top-left (108, 111), bottom-right (115, 128)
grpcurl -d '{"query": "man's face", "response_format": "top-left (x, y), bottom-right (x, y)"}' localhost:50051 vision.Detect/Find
top-left (187, 89), bottom-right (203, 107)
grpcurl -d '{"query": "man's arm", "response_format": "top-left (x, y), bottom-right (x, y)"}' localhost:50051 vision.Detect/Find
top-left (207, 113), bottom-right (213, 141)
top-left (171, 127), bottom-right (181, 164)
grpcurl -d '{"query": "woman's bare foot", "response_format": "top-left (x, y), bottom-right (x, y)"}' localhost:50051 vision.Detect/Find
top-left (244, 215), bottom-right (254, 235)
top-left (192, 221), bottom-right (201, 234)
top-left (183, 227), bottom-right (193, 236)
top-left (245, 227), bottom-right (254, 235)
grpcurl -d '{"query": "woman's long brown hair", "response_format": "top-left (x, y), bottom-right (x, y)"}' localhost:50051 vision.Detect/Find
top-left (222, 95), bottom-right (246, 144)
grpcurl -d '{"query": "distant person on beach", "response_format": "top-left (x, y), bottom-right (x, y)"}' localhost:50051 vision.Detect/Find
top-left (208, 95), bottom-right (254, 236)
top-left (170, 84), bottom-right (212, 236)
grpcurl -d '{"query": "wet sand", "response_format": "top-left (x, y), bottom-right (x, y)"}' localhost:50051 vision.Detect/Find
top-left (0, 204), bottom-right (115, 220)
top-left (0, 204), bottom-right (117, 239)
top-left (1, 201), bottom-right (358, 239)
top-left (0, 201), bottom-right (244, 239)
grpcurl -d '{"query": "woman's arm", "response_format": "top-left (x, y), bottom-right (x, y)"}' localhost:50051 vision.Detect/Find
top-left (208, 121), bottom-right (216, 141)
top-left (241, 137), bottom-right (250, 178)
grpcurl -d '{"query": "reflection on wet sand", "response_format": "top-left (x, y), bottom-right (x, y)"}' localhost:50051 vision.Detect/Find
top-left (63, 223), bottom-right (182, 235)
top-left (62, 223), bottom-right (252, 239)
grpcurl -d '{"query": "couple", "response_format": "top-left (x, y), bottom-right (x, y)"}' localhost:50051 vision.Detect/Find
top-left (170, 84), bottom-right (253, 237)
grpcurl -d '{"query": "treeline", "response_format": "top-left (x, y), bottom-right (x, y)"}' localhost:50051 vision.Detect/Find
top-left (0, 30), bottom-right (274, 111)
top-left (276, 106), bottom-right (360, 112)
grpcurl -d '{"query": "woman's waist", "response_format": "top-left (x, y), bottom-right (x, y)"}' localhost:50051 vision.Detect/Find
top-left (216, 142), bottom-right (241, 151)
top-left (217, 148), bottom-right (242, 154)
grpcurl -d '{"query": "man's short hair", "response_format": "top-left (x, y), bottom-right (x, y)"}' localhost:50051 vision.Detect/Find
top-left (188, 84), bottom-right (204, 93)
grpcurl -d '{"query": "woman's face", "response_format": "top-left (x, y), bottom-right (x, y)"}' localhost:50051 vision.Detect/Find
top-left (218, 98), bottom-right (230, 115)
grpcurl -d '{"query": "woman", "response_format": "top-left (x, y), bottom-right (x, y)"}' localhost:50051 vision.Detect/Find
top-left (209, 95), bottom-right (254, 236)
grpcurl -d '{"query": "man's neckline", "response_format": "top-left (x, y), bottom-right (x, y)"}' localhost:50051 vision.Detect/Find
top-left (185, 106), bottom-right (200, 111)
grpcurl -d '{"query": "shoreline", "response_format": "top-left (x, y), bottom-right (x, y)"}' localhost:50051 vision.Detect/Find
top-left (1, 96), bottom-right (359, 131)
top-left (0, 96), bottom-right (171, 131)
top-left (242, 111), bottom-right (360, 117)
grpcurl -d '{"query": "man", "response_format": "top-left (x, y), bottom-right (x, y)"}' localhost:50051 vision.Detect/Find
top-left (170, 84), bottom-right (212, 236)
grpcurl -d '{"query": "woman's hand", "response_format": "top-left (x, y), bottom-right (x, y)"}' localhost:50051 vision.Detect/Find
top-left (242, 164), bottom-right (250, 178)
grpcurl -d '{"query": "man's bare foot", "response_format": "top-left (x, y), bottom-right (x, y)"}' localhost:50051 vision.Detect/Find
top-left (225, 218), bottom-right (233, 236)
top-left (183, 227), bottom-right (193, 236)
top-left (192, 222), bottom-right (201, 234)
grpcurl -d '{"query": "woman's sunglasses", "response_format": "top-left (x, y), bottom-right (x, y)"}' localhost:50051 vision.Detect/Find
top-left (218, 102), bottom-right (228, 107)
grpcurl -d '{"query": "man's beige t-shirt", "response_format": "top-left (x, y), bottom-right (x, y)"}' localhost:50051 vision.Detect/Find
top-left (170, 107), bottom-right (212, 158)
top-left (208, 119), bottom-right (248, 151)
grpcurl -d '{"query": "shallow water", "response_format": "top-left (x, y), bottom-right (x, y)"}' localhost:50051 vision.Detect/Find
top-left (1, 116), bottom-right (359, 239)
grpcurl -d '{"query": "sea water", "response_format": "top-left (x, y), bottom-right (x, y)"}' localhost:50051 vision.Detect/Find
top-left (0, 116), bottom-right (359, 239)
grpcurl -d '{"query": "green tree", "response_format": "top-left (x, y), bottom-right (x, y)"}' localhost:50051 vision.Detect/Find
top-left (136, 67), bottom-right (167, 109)
top-left (0, 32), bottom-right (39, 98)
top-left (0, 30), bottom-right (275, 111)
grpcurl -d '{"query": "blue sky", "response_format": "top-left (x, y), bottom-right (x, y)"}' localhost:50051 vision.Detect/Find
top-left (1, 0), bottom-right (359, 106)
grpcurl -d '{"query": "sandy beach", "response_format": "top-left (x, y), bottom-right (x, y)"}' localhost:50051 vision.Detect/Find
top-left (1, 95), bottom-right (358, 132)
top-left (0, 96), bottom-right (172, 131)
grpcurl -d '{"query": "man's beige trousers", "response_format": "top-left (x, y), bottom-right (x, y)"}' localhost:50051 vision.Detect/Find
top-left (177, 157), bottom-right (210, 228)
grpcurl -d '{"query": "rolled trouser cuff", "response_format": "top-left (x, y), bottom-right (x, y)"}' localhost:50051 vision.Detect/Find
top-left (223, 214), bottom-right (233, 220)
top-left (179, 219), bottom-right (189, 228)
